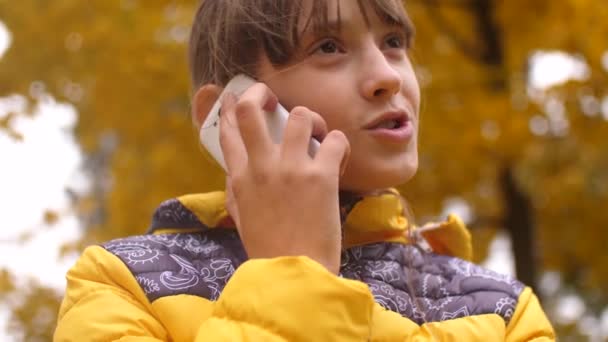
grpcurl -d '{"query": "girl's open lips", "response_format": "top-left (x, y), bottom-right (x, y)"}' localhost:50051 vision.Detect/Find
top-left (367, 119), bottom-right (414, 142)
top-left (364, 111), bottom-right (414, 143)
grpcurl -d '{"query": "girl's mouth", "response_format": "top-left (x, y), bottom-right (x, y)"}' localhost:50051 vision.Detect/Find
top-left (365, 112), bottom-right (414, 143)
top-left (371, 118), bottom-right (405, 130)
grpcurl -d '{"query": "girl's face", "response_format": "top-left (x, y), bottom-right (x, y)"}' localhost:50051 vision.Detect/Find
top-left (257, 0), bottom-right (421, 193)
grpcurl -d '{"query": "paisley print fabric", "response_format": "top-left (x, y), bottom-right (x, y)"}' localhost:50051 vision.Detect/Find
top-left (102, 195), bottom-right (524, 325)
top-left (103, 230), bottom-right (523, 325)
top-left (104, 230), bottom-right (246, 301)
top-left (339, 242), bottom-right (524, 325)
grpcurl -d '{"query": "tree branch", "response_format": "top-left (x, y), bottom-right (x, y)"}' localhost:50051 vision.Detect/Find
top-left (419, 0), bottom-right (507, 90)
top-left (500, 165), bottom-right (538, 292)
top-left (421, 0), bottom-right (486, 62)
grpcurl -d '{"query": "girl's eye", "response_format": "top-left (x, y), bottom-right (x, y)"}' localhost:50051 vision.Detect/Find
top-left (385, 34), bottom-right (405, 49)
top-left (314, 39), bottom-right (343, 54)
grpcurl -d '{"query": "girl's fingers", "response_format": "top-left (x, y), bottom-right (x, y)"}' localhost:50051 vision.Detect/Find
top-left (219, 92), bottom-right (247, 174)
top-left (282, 107), bottom-right (328, 160)
top-left (315, 130), bottom-right (351, 177)
top-left (224, 176), bottom-right (241, 229)
top-left (281, 107), bottom-right (312, 160)
top-left (309, 111), bottom-right (329, 143)
top-left (234, 83), bottom-right (277, 169)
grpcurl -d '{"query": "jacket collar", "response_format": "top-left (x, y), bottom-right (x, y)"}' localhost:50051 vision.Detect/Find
top-left (148, 189), bottom-right (473, 261)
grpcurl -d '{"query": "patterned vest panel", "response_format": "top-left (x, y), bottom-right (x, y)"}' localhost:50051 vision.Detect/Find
top-left (103, 229), bottom-right (524, 325)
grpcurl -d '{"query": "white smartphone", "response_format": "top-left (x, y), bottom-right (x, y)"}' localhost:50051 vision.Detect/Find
top-left (200, 74), bottom-right (320, 171)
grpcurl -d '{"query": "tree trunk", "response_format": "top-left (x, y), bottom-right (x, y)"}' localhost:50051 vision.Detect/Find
top-left (500, 166), bottom-right (538, 291)
top-left (421, 0), bottom-right (540, 291)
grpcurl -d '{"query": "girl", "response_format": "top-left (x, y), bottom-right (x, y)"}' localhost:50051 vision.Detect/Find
top-left (55, 0), bottom-right (555, 340)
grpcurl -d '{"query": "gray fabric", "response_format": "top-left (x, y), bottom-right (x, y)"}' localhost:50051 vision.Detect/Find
top-left (103, 228), bottom-right (524, 325)
top-left (147, 198), bottom-right (207, 232)
top-left (340, 242), bottom-right (524, 324)
top-left (104, 230), bottom-right (245, 301)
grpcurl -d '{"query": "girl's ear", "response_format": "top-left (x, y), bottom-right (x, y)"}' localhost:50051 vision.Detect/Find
top-left (192, 84), bottom-right (223, 129)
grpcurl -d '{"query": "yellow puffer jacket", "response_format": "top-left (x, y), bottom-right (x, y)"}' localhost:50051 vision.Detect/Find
top-left (55, 191), bottom-right (555, 341)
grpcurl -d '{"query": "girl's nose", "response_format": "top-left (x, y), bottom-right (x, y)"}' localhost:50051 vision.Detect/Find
top-left (360, 47), bottom-right (402, 101)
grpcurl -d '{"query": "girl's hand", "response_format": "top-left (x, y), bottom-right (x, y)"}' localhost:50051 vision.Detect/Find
top-left (220, 83), bottom-right (350, 274)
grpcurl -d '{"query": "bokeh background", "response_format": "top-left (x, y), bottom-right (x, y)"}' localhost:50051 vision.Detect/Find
top-left (1, 0), bottom-right (607, 340)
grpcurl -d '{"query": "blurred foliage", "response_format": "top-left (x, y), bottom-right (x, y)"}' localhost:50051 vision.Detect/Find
top-left (0, 271), bottom-right (61, 342)
top-left (0, 0), bottom-right (607, 339)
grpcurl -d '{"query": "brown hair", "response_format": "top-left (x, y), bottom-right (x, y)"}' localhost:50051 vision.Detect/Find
top-left (188, 0), bottom-right (414, 90)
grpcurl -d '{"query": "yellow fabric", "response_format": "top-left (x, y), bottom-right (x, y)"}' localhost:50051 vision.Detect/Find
top-left (152, 228), bottom-right (206, 235)
top-left (55, 245), bottom-right (555, 341)
top-left (178, 192), bottom-right (229, 228)
top-left (506, 287), bottom-right (556, 341)
top-left (55, 246), bottom-right (168, 341)
top-left (420, 214), bottom-right (474, 261)
top-left (342, 189), bottom-right (410, 248)
top-left (344, 189), bottom-right (409, 234)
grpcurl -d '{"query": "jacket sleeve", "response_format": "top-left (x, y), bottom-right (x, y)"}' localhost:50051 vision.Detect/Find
top-left (54, 246), bottom-right (377, 341)
top-left (505, 287), bottom-right (556, 341)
